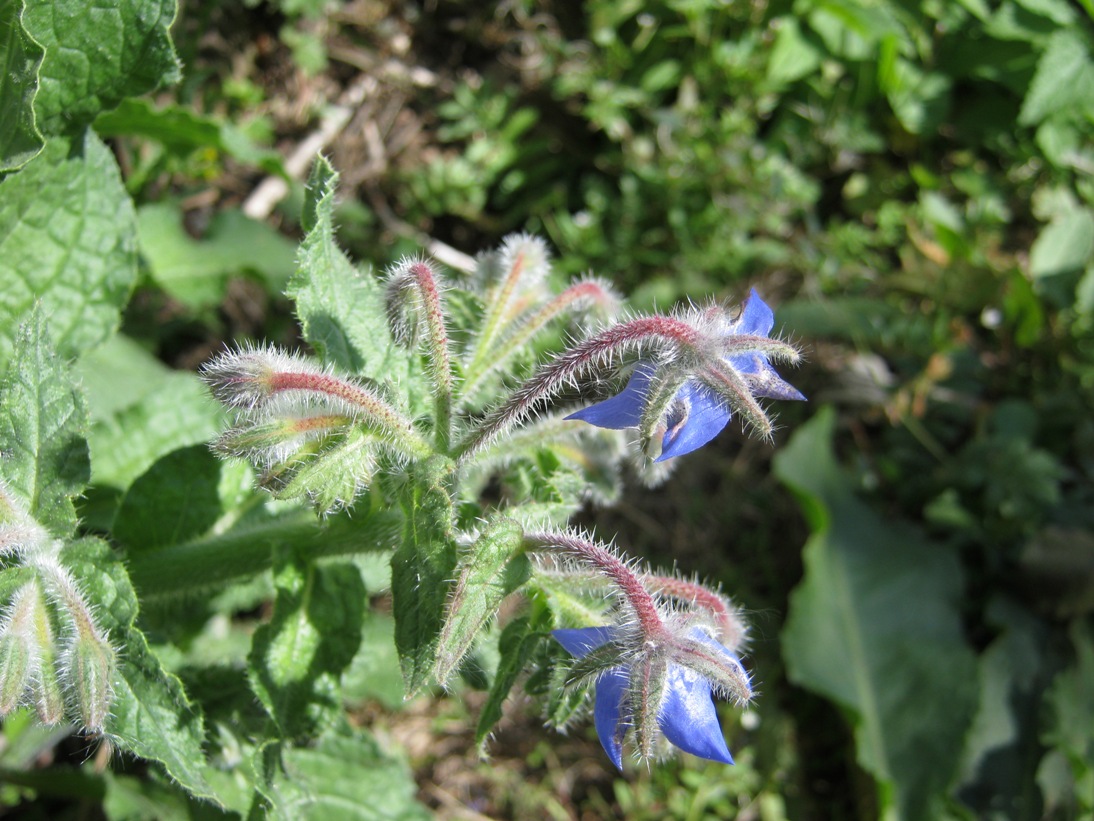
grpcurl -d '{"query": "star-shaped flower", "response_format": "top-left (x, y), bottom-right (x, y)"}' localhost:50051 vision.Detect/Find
top-left (553, 625), bottom-right (749, 769)
top-left (566, 290), bottom-right (803, 460)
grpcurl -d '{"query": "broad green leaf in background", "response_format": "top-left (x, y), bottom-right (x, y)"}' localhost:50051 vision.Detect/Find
top-left (0, 0), bottom-right (45, 172)
top-left (137, 202), bottom-right (297, 310)
top-left (75, 335), bottom-right (223, 490)
top-left (22, 0), bottom-right (181, 136)
top-left (112, 445), bottom-right (227, 552)
top-left (342, 612), bottom-right (404, 710)
top-left (0, 308), bottom-right (89, 536)
top-left (1018, 29), bottom-right (1094, 126)
top-left (1029, 206), bottom-right (1094, 280)
top-left (290, 157), bottom-right (420, 399)
top-left (391, 456), bottom-right (458, 695)
top-left (248, 548), bottom-right (366, 740)
top-left (956, 598), bottom-right (1050, 818)
top-left (433, 517), bottom-right (528, 685)
top-left (0, 133), bottom-right (138, 364)
top-left (94, 98), bottom-right (286, 175)
top-left (766, 17), bottom-right (822, 88)
top-left (775, 408), bottom-right (979, 821)
top-left (1038, 619), bottom-right (1094, 817)
top-left (251, 730), bottom-right (430, 820)
top-left (63, 537), bottom-right (220, 805)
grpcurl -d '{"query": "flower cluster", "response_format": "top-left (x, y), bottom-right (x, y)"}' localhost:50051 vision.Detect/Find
top-left (567, 290), bottom-right (804, 460)
top-left (527, 530), bottom-right (752, 769)
top-left (0, 481), bottom-right (115, 732)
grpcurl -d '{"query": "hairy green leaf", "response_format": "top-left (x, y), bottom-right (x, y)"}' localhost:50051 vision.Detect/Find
top-left (434, 517), bottom-right (528, 685)
top-left (0, 308), bottom-right (89, 536)
top-left (775, 408), bottom-right (979, 821)
top-left (290, 157), bottom-right (420, 399)
top-left (63, 537), bottom-right (218, 804)
top-left (475, 610), bottom-right (548, 749)
top-left (0, 0), bottom-right (44, 172)
top-left (0, 132), bottom-right (137, 364)
top-left (248, 548), bottom-right (365, 740)
top-left (23, 0), bottom-right (180, 136)
top-left (391, 456), bottom-right (457, 695)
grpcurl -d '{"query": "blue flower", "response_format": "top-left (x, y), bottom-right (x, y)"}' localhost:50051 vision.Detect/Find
top-left (553, 625), bottom-right (747, 769)
top-left (566, 290), bottom-right (803, 460)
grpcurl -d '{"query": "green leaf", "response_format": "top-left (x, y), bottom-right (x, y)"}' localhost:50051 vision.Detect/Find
top-left (94, 97), bottom-right (286, 174)
top-left (342, 612), bottom-right (404, 710)
top-left (1029, 207), bottom-right (1094, 279)
top-left (0, 0), bottom-right (45, 172)
top-left (22, 0), bottom-right (180, 136)
top-left (112, 445), bottom-right (225, 551)
top-left (251, 729), bottom-right (429, 820)
top-left (268, 426), bottom-right (380, 514)
top-left (433, 517), bottom-right (528, 685)
top-left (391, 456), bottom-right (457, 695)
top-left (137, 202), bottom-right (297, 309)
top-left (1041, 620), bottom-right (1094, 787)
top-left (475, 610), bottom-right (548, 749)
top-left (0, 132), bottom-right (138, 364)
top-left (290, 157), bottom-right (419, 396)
top-left (0, 307), bottom-right (89, 536)
top-left (76, 334), bottom-right (223, 490)
top-left (63, 537), bottom-right (219, 804)
top-left (774, 408), bottom-right (979, 821)
top-left (1019, 30), bottom-right (1094, 126)
top-left (248, 549), bottom-right (365, 740)
top-left (766, 17), bottom-right (822, 88)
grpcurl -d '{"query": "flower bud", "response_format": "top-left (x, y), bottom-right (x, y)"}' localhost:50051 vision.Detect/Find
top-left (64, 631), bottom-right (115, 733)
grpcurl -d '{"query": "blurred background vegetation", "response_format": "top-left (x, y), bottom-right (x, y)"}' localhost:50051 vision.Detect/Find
top-left (9, 0), bottom-right (1094, 818)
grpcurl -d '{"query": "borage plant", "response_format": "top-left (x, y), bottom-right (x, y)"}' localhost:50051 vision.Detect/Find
top-left (0, 157), bottom-right (802, 810)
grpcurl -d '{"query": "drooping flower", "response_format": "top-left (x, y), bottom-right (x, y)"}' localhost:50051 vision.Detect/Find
top-left (566, 290), bottom-right (804, 460)
top-left (553, 625), bottom-right (749, 769)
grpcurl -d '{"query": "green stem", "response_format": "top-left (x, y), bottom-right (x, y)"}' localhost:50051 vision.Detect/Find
top-left (126, 508), bottom-right (404, 600)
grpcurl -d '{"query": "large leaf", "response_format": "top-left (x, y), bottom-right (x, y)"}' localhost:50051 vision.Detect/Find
top-left (775, 408), bottom-right (979, 821)
top-left (0, 308), bottom-right (89, 536)
top-left (0, 0), bottom-right (45, 172)
top-left (63, 537), bottom-right (219, 804)
top-left (251, 730), bottom-right (429, 820)
top-left (290, 157), bottom-right (419, 399)
top-left (0, 132), bottom-right (138, 364)
top-left (248, 549), bottom-right (365, 740)
top-left (137, 202), bottom-right (297, 310)
top-left (76, 334), bottom-right (223, 490)
top-left (112, 445), bottom-right (226, 551)
top-left (22, 0), bottom-right (180, 136)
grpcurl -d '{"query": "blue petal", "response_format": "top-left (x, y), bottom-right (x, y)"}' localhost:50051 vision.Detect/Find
top-left (735, 289), bottom-right (775, 337)
top-left (593, 668), bottom-right (630, 771)
top-left (565, 367), bottom-right (651, 429)
top-left (658, 662), bottom-right (733, 764)
top-left (656, 381), bottom-right (731, 462)
top-left (552, 626), bottom-right (618, 658)
top-left (744, 369), bottom-right (806, 402)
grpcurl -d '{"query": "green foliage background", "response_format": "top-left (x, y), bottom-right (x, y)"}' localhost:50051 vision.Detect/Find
top-left (1, 0), bottom-right (1092, 818)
